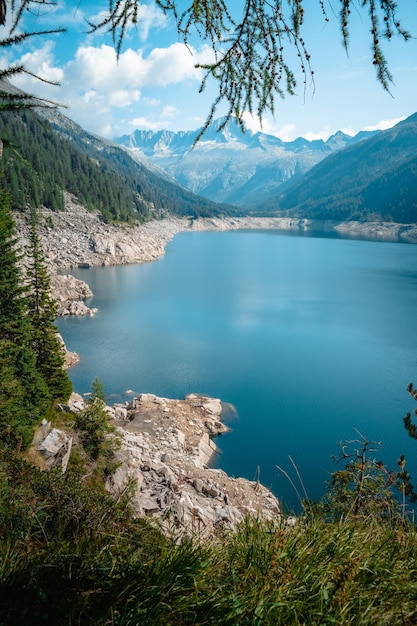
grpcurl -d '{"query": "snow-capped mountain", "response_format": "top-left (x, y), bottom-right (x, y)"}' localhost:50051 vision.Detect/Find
top-left (115, 117), bottom-right (376, 208)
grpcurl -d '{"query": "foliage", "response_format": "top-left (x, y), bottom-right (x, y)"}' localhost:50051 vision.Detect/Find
top-left (0, 108), bottom-right (223, 219)
top-left (403, 382), bottom-right (417, 440)
top-left (27, 208), bottom-right (72, 402)
top-left (0, 445), bottom-right (167, 625)
top-left (0, 187), bottom-right (50, 446)
top-left (1, 438), bottom-right (417, 624)
top-left (0, 1), bottom-right (413, 134)
top-left (315, 432), bottom-right (402, 523)
top-left (74, 378), bottom-right (120, 478)
top-left (0, 109), bottom-right (145, 219)
top-left (90, 0), bottom-right (411, 138)
top-left (0, 0), bottom-right (63, 113)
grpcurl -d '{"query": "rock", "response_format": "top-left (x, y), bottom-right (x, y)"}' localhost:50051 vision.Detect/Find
top-left (32, 419), bottom-right (52, 445)
top-left (186, 394), bottom-right (222, 416)
top-left (114, 405), bottom-right (128, 421)
top-left (141, 499), bottom-right (160, 514)
top-left (193, 478), bottom-right (204, 493)
top-left (204, 482), bottom-right (220, 498)
top-left (67, 392), bottom-right (85, 412)
top-left (36, 428), bottom-right (72, 472)
top-left (104, 392), bottom-right (281, 538)
top-left (68, 301), bottom-right (97, 316)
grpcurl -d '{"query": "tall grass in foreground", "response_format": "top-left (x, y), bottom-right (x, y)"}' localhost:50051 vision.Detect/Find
top-left (2, 427), bottom-right (417, 625)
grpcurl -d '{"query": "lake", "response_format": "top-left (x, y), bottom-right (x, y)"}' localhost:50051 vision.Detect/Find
top-left (57, 230), bottom-right (417, 512)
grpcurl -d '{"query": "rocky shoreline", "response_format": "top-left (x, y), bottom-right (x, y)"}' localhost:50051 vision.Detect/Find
top-left (16, 197), bottom-right (417, 534)
top-left (34, 391), bottom-right (281, 537)
top-left (16, 194), bottom-right (417, 316)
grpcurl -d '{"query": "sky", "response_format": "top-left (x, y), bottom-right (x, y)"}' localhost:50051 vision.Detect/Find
top-left (3, 1), bottom-right (417, 142)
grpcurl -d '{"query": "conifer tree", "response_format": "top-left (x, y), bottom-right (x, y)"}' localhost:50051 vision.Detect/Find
top-left (403, 383), bottom-right (417, 440)
top-left (27, 208), bottom-right (72, 402)
top-left (0, 187), bottom-right (50, 446)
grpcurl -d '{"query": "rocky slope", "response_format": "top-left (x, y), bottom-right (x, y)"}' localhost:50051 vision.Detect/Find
top-left (15, 196), bottom-right (417, 315)
top-left (35, 391), bottom-right (281, 537)
top-left (106, 392), bottom-right (281, 536)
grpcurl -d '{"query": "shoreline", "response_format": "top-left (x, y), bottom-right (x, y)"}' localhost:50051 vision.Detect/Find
top-left (16, 199), bottom-right (415, 530)
top-left (15, 195), bottom-right (417, 331)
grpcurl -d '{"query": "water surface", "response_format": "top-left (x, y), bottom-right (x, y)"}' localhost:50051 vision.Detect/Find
top-left (57, 231), bottom-right (417, 511)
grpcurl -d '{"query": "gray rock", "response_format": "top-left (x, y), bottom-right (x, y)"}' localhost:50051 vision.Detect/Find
top-left (37, 428), bottom-right (72, 472)
top-left (193, 478), bottom-right (204, 493)
top-left (141, 499), bottom-right (160, 514)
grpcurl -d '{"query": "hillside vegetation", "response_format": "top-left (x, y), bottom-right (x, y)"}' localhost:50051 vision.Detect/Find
top-left (2, 154), bottom-right (417, 623)
top-left (258, 114), bottom-right (417, 223)
top-left (0, 110), bottom-right (224, 222)
top-left (2, 428), bottom-right (417, 625)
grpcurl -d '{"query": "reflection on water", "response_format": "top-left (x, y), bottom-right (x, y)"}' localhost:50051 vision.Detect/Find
top-left (57, 231), bottom-right (417, 511)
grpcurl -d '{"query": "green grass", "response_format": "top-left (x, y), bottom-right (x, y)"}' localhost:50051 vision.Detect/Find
top-left (1, 440), bottom-right (417, 625)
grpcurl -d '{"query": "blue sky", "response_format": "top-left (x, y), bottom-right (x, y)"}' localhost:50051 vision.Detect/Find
top-left (3, 1), bottom-right (417, 141)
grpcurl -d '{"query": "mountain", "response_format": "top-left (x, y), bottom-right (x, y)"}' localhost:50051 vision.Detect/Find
top-left (114, 117), bottom-right (376, 208)
top-left (257, 113), bottom-right (417, 224)
top-left (0, 97), bottom-right (225, 222)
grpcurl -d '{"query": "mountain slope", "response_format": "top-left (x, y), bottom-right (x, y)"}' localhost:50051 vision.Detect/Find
top-left (257, 113), bottom-right (417, 223)
top-left (115, 118), bottom-right (376, 208)
top-left (0, 105), bottom-right (225, 222)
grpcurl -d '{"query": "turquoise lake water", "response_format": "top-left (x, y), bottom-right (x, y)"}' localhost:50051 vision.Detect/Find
top-left (57, 230), bottom-right (417, 511)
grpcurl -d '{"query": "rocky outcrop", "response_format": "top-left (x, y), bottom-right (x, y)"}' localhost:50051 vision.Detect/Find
top-left (62, 391), bottom-right (280, 537)
top-left (32, 419), bottom-right (73, 473)
top-left (51, 273), bottom-right (97, 316)
top-left (16, 193), bottom-right (187, 272)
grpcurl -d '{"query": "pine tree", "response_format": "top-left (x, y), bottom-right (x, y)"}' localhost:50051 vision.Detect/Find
top-left (27, 208), bottom-right (72, 402)
top-left (0, 188), bottom-right (50, 446)
top-left (403, 383), bottom-right (417, 439)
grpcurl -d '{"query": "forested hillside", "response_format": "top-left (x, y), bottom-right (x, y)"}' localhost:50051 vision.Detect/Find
top-left (257, 113), bottom-right (417, 223)
top-left (0, 109), bottom-right (224, 222)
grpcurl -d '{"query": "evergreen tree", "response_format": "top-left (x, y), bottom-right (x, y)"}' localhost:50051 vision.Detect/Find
top-left (26, 208), bottom-right (72, 402)
top-left (0, 188), bottom-right (50, 446)
top-left (403, 383), bottom-right (417, 440)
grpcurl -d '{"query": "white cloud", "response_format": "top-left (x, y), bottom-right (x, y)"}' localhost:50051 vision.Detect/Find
top-left (303, 128), bottom-right (332, 141)
top-left (86, 2), bottom-right (168, 43)
top-left (242, 113), bottom-right (299, 141)
top-left (130, 116), bottom-right (164, 130)
top-left (10, 39), bottom-right (214, 136)
top-left (66, 41), bottom-right (208, 92)
top-left (143, 97), bottom-right (160, 106)
top-left (363, 117), bottom-right (405, 132)
top-left (274, 123), bottom-right (297, 142)
top-left (135, 3), bottom-right (169, 41)
top-left (109, 89), bottom-right (140, 108)
top-left (161, 105), bottom-right (178, 118)
top-left (14, 42), bottom-right (64, 85)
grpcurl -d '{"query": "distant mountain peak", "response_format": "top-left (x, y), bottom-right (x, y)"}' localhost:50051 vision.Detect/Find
top-left (114, 117), bottom-right (382, 208)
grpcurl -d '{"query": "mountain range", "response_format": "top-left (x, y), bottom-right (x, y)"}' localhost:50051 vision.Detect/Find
top-left (1, 77), bottom-right (416, 226)
top-left (260, 112), bottom-right (417, 223)
top-left (115, 117), bottom-right (377, 208)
